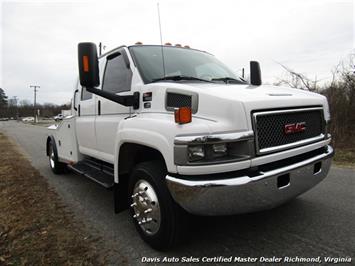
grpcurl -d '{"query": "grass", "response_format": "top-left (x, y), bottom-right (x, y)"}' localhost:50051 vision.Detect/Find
top-left (333, 148), bottom-right (355, 168)
top-left (0, 132), bottom-right (108, 265)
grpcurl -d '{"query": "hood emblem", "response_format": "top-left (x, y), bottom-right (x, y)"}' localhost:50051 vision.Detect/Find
top-left (284, 122), bottom-right (306, 135)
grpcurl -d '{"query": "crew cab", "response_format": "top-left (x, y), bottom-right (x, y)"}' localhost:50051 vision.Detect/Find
top-left (46, 42), bottom-right (333, 250)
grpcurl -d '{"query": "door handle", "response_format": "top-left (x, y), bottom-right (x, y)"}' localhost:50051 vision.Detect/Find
top-left (73, 89), bottom-right (78, 111)
top-left (98, 100), bottom-right (101, 115)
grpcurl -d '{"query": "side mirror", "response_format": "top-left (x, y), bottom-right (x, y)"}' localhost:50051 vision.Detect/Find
top-left (78, 42), bottom-right (100, 88)
top-left (77, 42), bottom-right (140, 109)
top-left (250, 61), bottom-right (262, 86)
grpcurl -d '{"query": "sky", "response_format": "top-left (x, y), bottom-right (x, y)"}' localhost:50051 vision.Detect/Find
top-left (0, 0), bottom-right (354, 105)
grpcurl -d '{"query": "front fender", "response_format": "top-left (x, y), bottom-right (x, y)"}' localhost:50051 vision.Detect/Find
top-left (116, 128), bottom-right (173, 178)
top-left (113, 113), bottom-right (212, 182)
top-left (113, 116), bottom-right (176, 182)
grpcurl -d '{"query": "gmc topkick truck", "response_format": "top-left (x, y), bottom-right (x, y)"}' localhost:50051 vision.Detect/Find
top-left (46, 42), bottom-right (333, 250)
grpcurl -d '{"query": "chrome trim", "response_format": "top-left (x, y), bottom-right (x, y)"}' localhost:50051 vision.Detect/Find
top-left (267, 93), bottom-right (293, 96)
top-left (165, 88), bottom-right (199, 114)
top-left (166, 145), bottom-right (333, 215)
top-left (168, 146), bottom-right (333, 187)
top-left (174, 130), bottom-right (254, 145)
top-left (252, 107), bottom-right (325, 155)
top-left (254, 107), bottom-right (324, 116)
top-left (251, 137), bottom-right (331, 167)
top-left (259, 134), bottom-right (325, 154)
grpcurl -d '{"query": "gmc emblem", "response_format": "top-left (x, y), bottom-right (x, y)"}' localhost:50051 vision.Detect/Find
top-left (284, 122), bottom-right (306, 135)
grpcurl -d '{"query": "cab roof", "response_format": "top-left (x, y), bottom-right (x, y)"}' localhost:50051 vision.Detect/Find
top-left (99, 44), bottom-right (210, 59)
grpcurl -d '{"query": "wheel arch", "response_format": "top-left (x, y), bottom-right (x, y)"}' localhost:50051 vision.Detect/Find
top-left (118, 142), bottom-right (167, 178)
top-left (114, 142), bottom-right (168, 213)
top-left (114, 128), bottom-right (175, 183)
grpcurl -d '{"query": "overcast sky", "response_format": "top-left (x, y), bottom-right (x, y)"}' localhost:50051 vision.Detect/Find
top-left (1, 0), bottom-right (353, 105)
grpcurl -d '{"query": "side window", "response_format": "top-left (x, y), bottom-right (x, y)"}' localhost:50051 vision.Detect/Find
top-left (81, 87), bottom-right (92, 101)
top-left (103, 53), bottom-right (132, 93)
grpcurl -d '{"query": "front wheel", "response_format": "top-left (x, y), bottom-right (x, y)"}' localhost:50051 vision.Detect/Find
top-left (128, 161), bottom-right (188, 250)
top-left (48, 141), bottom-right (67, 174)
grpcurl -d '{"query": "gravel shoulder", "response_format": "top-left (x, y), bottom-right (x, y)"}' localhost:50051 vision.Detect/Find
top-left (0, 132), bottom-right (116, 265)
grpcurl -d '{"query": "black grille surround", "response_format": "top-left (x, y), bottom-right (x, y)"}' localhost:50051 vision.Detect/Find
top-left (253, 107), bottom-right (325, 155)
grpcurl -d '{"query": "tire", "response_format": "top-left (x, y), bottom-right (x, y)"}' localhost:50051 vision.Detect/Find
top-left (48, 141), bottom-right (67, 174)
top-left (128, 160), bottom-right (188, 250)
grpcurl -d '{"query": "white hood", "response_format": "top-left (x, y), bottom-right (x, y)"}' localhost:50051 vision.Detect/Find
top-left (143, 82), bottom-right (330, 132)
top-left (184, 83), bottom-right (328, 125)
top-left (189, 83), bottom-right (327, 110)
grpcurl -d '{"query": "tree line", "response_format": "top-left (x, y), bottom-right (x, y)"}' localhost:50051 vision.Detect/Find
top-left (0, 89), bottom-right (70, 118)
top-left (275, 54), bottom-right (355, 149)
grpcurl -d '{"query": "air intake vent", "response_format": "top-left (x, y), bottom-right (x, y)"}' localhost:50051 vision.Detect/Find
top-left (166, 93), bottom-right (192, 108)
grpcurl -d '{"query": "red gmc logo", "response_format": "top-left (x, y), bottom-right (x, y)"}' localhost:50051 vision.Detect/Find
top-left (284, 122), bottom-right (306, 135)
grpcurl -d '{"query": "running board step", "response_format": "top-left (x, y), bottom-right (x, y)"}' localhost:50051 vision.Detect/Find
top-left (68, 161), bottom-right (114, 189)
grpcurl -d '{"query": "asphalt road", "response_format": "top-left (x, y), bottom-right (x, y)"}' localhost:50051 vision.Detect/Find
top-left (1, 120), bottom-right (354, 265)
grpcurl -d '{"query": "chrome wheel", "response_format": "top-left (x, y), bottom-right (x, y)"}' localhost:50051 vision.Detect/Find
top-left (47, 139), bottom-right (67, 174)
top-left (49, 148), bottom-right (55, 169)
top-left (131, 179), bottom-right (161, 235)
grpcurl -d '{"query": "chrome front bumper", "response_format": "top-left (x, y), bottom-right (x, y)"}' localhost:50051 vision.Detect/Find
top-left (166, 145), bottom-right (334, 216)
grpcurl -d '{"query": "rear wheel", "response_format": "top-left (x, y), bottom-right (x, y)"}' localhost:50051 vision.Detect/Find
top-left (128, 161), bottom-right (188, 250)
top-left (48, 141), bottom-right (67, 174)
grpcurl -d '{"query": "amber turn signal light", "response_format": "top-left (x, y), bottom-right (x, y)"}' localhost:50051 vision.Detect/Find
top-left (83, 55), bottom-right (89, 72)
top-left (174, 107), bottom-right (192, 124)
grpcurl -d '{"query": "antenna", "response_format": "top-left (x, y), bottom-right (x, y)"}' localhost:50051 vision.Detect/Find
top-left (157, 3), bottom-right (166, 77)
top-left (99, 42), bottom-right (106, 56)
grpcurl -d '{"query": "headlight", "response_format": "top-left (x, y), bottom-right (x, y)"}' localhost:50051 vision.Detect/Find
top-left (174, 131), bottom-right (255, 165)
top-left (188, 145), bottom-right (205, 161)
top-left (212, 143), bottom-right (227, 157)
top-left (187, 143), bottom-right (228, 162)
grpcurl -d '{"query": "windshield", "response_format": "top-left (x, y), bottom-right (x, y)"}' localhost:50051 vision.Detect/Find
top-left (129, 45), bottom-right (246, 84)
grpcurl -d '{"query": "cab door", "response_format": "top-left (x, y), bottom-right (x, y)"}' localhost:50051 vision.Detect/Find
top-left (75, 86), bottom-right (97, 157)
top-left (95, 49), bottom-right (133, 163)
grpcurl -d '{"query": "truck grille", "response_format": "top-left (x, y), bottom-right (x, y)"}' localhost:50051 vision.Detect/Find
top-left (253, 107), bottom-right (325, 154)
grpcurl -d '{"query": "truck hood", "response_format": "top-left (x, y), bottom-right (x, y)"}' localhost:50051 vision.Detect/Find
top-left (148, 82), bottom-right (330, 132)
top-left (189, 83), bottom-right (327, 109)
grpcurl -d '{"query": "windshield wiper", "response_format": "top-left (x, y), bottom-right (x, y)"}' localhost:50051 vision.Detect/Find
top-left (211, 77), bottom-right (246, 84)
top-left (151, 75), bottom-right (213, 83)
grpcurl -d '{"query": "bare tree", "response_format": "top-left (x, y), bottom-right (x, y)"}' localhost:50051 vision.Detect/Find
top-left (320, 55), bottom-right (355, 147)
top-left (19, 99), bottom-right (32, 106)
top-left (274, 63), bottom-right (320, 92)
top-left (274, 54), bottom-right (355, 149)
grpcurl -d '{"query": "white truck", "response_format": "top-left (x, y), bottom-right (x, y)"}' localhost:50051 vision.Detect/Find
top-left (46, 42), bottom-right (333, 250)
